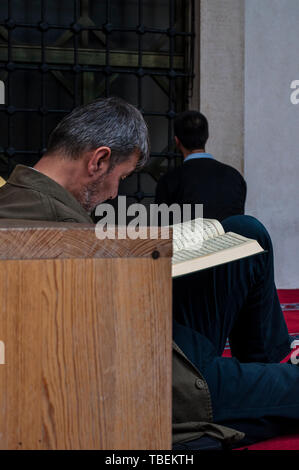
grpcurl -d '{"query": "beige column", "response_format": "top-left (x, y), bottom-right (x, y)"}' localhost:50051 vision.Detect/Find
top-left (190, 0), bottom-right (245, 174)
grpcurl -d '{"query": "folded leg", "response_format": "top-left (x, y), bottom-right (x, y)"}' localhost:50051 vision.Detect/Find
top-left (172, 215), bottom-right (290, 362)
top-left (173, 321), bottom-right (299, 425)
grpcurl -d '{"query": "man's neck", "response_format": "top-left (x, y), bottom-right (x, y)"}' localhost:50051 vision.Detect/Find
top-left (183, 148), bottom-right (205, 160)
top-left (34, 154), bottom-right (85, 200)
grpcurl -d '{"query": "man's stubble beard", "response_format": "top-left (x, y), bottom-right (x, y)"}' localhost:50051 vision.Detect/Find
top-left (77, 163), bottom-right (116, 214)
top-left (78, 178), bottom-right (104, 214)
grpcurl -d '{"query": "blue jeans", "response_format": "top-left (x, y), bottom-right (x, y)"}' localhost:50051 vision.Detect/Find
top-left (173, 216), bottom-right (299, 428)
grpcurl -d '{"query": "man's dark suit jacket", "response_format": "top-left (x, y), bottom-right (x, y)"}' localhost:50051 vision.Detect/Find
top-left (155, 158), bottom-right (247, 222)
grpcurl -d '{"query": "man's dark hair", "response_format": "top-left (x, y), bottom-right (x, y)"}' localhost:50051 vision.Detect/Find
top-left (174, 110), bottom-right (209, 151)
top-left (45, 96), bottom-right (149, 170)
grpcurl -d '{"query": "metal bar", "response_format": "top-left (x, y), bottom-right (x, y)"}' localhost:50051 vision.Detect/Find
top-left (80, 0), bottom-right (89, 47)
top-left (105, 0), bottom-right (111, 97)
top-left (186, 0), bottom-right (195, 106)
top-left (7, 0), bottom-right (12, 155)
top-left (0, 22), bottom-right (193, 36)
top-left (40, 0), bottom-right (46, 153)
top-left (0, 108), bottom-right (180, 118)
top-left (0, 64), bottom-right (192, 80)
top-left (136, 0), bottom-right (144, 196)
top-left (0, 107), bottom-right (71, 113)
top-left (73, 0), bottom-right (79, 107)
top-left (0, 44), bottom-right (185, 69)
top-left (167, 0), bottom-right (175, 170)
top-left (137, 0), bottom-right (143, 106)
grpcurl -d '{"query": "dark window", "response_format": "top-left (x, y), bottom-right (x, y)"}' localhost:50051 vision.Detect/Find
top-left (0, 0), bottom-right (195, 207)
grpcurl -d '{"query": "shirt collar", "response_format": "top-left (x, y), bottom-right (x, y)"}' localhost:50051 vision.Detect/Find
top-left (184, 152), bottom-right (214, 163)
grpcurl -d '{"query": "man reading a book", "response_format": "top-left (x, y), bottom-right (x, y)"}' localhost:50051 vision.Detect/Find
top-left (0, 97), bottom-right (298, 449)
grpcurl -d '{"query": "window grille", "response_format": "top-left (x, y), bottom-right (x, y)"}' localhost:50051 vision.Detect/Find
top-left (0, 0), bottom-right (195, 205)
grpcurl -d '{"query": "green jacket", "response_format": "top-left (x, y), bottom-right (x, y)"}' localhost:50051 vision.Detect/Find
top-left (0, 165), bottom-right (244, 447)
top-left (0, 165), bottom-right (93, 223)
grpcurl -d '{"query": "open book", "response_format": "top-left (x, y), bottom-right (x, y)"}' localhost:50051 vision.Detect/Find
top-left (172, 218), bottom-right (264, 278)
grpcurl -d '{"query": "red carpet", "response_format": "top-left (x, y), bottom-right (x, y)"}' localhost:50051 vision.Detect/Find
top-left (227, 289), bottom-right (299, 450)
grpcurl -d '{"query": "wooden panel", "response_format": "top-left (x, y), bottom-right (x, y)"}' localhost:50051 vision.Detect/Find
top-left (0, 220), bottom-right (172, 260)
top-left (0, 256), bottom-right (172, 449)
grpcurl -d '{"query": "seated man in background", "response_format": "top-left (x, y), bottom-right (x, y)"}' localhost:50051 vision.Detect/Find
top-left (155, 110), bottom-right (247, 222)
top-left (0, 97), bottom-right (298, 449)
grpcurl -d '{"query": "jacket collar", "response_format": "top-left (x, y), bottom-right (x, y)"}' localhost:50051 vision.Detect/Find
top-left (8, 164), bottom-right (93, 222)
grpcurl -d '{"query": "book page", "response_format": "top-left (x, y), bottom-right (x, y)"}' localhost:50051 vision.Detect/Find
top-left (172, 232), bottom-right (255, 264)
top-left (172, 217), bottom-right (224, 253)
top-left (202, 219), bottom-right (224, 240)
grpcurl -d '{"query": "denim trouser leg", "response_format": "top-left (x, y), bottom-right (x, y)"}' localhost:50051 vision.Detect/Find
top-left (173, 320), bottom-right (299, 423)
top-left (173, 215), bottom-right (290, 363)
top-left (172, 215), bottom-right (299, 424)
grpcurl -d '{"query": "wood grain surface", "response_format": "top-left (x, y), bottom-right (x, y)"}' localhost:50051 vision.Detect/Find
top-left (0, 224), bottom-right (172, 449)
top-left (0, 220), bottom-right (172, 260)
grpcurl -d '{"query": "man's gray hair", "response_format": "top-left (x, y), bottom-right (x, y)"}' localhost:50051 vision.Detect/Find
top-left (46, 97), bottom-right (149, 169)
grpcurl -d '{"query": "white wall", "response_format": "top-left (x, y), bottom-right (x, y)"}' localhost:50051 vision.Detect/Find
top-left (245, 0), bottom-right (299, 288)
top-left (198, 0), bottom-right (244, 173)
top-left (198, 0), bottom-right (299, 287)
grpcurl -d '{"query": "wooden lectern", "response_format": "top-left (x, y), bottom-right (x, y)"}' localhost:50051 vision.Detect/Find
top-left (0, 220), bottom-right (172, 450)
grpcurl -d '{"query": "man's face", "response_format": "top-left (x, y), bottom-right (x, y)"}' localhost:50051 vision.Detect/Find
top-left (82, 152), bottom-right (139, 213)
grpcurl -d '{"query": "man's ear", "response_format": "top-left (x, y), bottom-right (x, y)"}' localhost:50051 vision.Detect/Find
top-left (87, 146), bottom-right (112, 177)
top-left (174, 136), bottom-right (182, 151)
